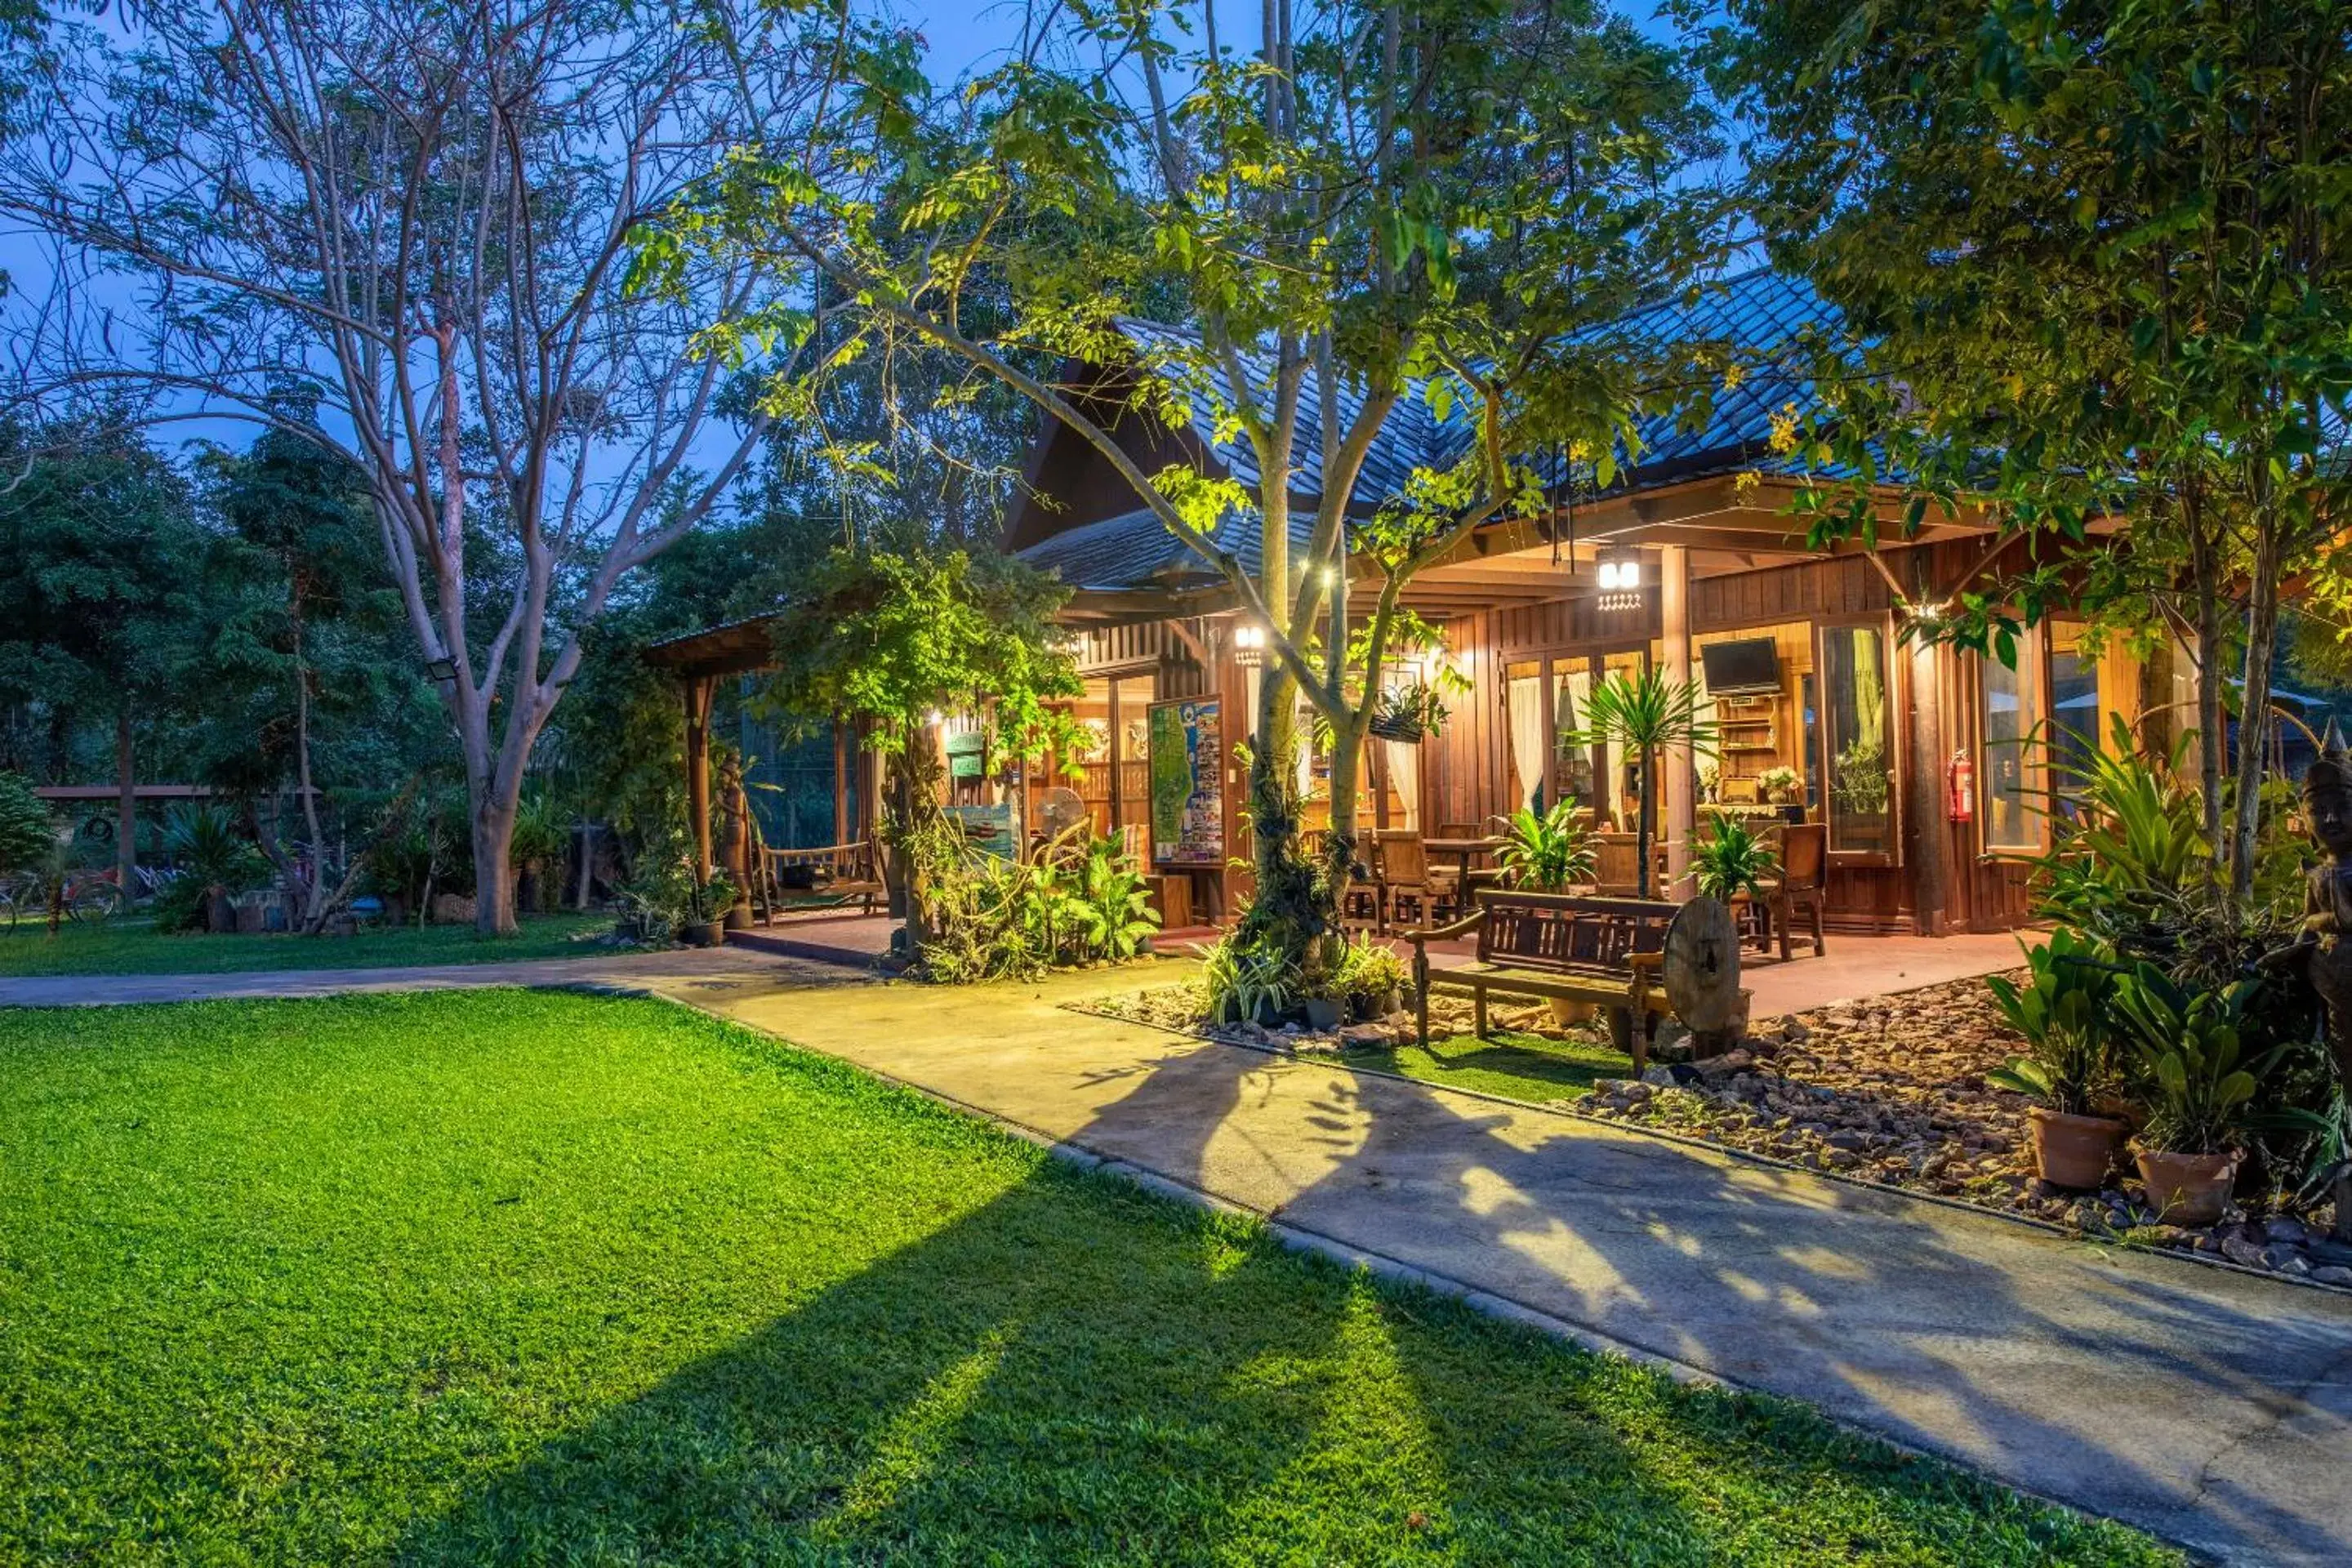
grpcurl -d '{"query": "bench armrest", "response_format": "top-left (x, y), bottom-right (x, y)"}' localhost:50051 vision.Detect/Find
top-left (1624, 951), bottom-right (1664, 972)
top-left (1401, 911), bottom-right (1486, 949)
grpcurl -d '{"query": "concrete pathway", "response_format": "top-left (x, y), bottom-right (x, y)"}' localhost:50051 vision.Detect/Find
top-left (639, 962), bottom-right (2352, 1568)
top-left (0, 944), bottom-right (852, 1008)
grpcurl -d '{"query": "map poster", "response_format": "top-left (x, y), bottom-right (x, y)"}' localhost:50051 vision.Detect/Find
top-left (1148, 697), bottom-right (1223, 866)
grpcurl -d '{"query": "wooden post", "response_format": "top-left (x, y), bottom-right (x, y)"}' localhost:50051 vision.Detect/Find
top-left (684, 675), bottom-right (714, 884)
top-left (1907, 635), bottom-right (1952, 935)
top-left (1660, 546), bottom-right (1695, 899)
top-left (832, 720), bottom-right (851, 845)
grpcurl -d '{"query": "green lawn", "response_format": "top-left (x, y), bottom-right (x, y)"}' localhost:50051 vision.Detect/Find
top-left (0, 991), bottom-right (2172, 1566)
top-left (0, 911), bottom-right (615, 976)
top-left (1350, 1027), bottom-right (1634, 1105)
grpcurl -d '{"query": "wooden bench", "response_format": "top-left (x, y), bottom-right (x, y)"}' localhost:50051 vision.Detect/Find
top-left (1403, 890), bottom-right (1678, 1072)
top-left (762, 840), bottom-right (884, 915)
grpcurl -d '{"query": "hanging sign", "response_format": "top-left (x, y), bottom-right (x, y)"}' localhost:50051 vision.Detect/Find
top-left (1148, 697), bottom-right (1224, 866)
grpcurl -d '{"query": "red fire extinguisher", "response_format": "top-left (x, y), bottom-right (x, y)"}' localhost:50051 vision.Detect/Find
top-left (1947, 749), bottom-right (1976, 823)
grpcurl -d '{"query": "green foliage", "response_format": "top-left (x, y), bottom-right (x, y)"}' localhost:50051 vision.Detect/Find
top-left (0, 772), bottom-right (54, 875)
top-left (1693, 812), bottom-right (1778, 902)
top-left (2031, 719), bottom-right (2213, 935)
top-left (1494, 802), bottom-right (1599, 893)
top-left (509, 790), bottom-right (569, 872)
top-left (1195, 928), bottom-right (1299, 1027)
top-left (1561, 668), bottom-right (1717, 897)
top-left (1330, 931), bottom-right (1409, 1016)
top-left (2109, 964), bottom-right (2280, 1156)
top-left (1984, 930), bottom-right (2119, 1118)
top-left (909, 824), bottom-right (1159, 984)
top-left (153, 804), bottom-right (266, 934)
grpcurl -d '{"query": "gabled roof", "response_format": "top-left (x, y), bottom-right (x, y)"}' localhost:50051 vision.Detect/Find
top-left (1021, 266), bottom-right (1854, 592)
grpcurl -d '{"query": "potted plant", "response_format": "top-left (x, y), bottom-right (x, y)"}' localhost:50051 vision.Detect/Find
top-left (2109, 964), bottom-right (2279, 1226)
top-left (679, 869), bottom-right (736, 948)
top-left (1336, 931), bottom-right (1408, 1022)
top-left (1493, 802), bottom-right (1600, 1022)
top-left (1369, 680), bottom-right (1447, 743)
top-left (1984, 930), bottom-right (2126, 1190)
top-left (1694, 810), bottom-right (1777, 902)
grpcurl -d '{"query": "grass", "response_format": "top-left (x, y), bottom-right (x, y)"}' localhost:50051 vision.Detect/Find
top-left (0, 991), bottom-right (2176, 1566)
top-left (0, 911), bottom-right (615, 977)
top-left (1347, 1026), bottom-right (1634, 1104)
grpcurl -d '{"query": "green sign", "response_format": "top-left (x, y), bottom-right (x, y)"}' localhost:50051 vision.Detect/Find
top-left (1148, 697), bottom-right (1223, 866)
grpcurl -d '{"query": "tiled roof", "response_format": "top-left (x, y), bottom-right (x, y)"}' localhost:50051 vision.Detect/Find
top-left (1021, 267), bottom-right (1853, 590)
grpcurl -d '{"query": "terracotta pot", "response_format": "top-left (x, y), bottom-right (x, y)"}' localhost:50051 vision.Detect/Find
top-left (2026, 1106), bottom-right (2127, 1191)
top-left (2136, 1148), bottom-right (2238, 1227)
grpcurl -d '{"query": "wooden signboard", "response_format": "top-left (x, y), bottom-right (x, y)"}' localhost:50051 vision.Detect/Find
top-left (1149, 697), bottom-right (1223, 866)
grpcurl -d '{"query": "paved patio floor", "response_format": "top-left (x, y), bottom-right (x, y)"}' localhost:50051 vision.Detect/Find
top-left (641, 962), bottom-right (2352, 1568)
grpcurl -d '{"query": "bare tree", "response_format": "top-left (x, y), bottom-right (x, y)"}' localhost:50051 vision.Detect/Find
top-left (1, 0), bottom-right (841, 931)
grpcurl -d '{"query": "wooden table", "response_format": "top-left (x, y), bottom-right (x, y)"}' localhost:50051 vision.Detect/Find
top-left (1422, 835), bottom-right (1503, 915)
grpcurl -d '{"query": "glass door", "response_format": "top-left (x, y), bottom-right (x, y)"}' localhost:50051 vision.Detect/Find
top-left (1820, 621), bottom-right (1897, 857)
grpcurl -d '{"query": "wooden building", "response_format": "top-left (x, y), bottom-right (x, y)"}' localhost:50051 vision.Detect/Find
top-left (653, 268), bottom-right (2198, 936)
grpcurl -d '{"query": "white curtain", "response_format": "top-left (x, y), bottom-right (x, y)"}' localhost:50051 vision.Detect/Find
top-left (1383, 739), bottom-right (1421, 830)
top-left (1507, 672), bottom-right (1547, 812)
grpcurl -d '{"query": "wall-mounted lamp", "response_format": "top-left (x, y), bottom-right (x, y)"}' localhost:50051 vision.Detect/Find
top-left (1232, 621), bottom-right (1267, 669)
top-left (1594, 548), bottom-right (1644, 614)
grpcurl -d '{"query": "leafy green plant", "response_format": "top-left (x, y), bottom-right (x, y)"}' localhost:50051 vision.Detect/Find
top-left (1830, 734), bottom-right (1890, 816)
top-left (1068, 837), bottom-right (1160, 962)
top-left (0, 773), bottom-right (56, 875)
top-left (1369, 681), bottom-right (1447, 742)
top-left (1493, 802), bottom-right (1597, 893)
top-left (1561, 669), bottom-right (1718, 897)
top-left (1195, 929), bottom-right (1298, 1027)
top-left (1332, 931), bottom-right (1409, 1016)
top-left (2108, 964), bottom-right (2286, 1156)
top-left (2033, 718), bottom-right (2212, 936)
top-left (1984, 930), bottom-right (2119, 1117)
top-left (1693, 811), bottom-right (1778, 902)
top-left (154, 804), bottom-right (269, 934)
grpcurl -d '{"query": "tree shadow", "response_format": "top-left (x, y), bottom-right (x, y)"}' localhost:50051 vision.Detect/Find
top-left (393, 1032), bottom-right (2189, 1566)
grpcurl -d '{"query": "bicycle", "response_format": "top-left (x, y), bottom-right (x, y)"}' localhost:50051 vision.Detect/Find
top-left (0, 869), bottom-right (127, 930)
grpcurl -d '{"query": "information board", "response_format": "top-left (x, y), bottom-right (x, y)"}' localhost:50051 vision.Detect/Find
top-left (1148, 697), bottom-right (1223, 866)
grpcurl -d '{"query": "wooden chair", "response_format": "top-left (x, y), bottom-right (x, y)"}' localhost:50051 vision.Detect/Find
top-left (1761, 822), bottom-right (1828, 960)
top-left (1374, 829), bottom-right (1454, 933)
top-left (1436, 821), bottom-right (1483, 840)
top-left (1592, 833), bottom-right (1643, 897)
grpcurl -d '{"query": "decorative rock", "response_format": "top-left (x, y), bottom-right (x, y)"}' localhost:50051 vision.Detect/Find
top-left (2220, 1236), bottom-right (2269, 1269)
top-left (2313, 1265), bottom-right (2352, 1287)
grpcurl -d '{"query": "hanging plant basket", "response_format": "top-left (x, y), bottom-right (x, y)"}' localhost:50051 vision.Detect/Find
top-left (1370, 683), bottom-right (1443, 744)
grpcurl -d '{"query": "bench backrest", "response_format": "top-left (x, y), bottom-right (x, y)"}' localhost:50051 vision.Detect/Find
top-left (1475, 889), bottom-right (1677, 973)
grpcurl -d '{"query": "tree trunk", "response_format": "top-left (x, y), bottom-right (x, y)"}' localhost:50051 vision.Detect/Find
top-left (470, 789), bottom-right (519, 937)
top-left (114, 707), bottom-right (136, 906)
top-left (2229, 516), bottom-right (2285, 898)
top-left (1635, 744), bottom-right (1656, 899)
top-left (2186, 487), bottom-right (2228, 863)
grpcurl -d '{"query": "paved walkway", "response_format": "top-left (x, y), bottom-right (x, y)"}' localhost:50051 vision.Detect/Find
top-left (0, 945), bottom-right (848, 1008)
top-left (640, 963), bottom-right (2352, 1568)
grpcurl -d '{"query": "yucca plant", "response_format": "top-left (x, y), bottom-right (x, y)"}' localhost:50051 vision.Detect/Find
top-left (1983, 929), bottom-right (2119, 1117)
top-left (1693, 810), bottom-right (1778, 901)
top-left (1561, 668), bottom-right (1717, 898)
top-left (1492, 801), bottom-right (1598, 892)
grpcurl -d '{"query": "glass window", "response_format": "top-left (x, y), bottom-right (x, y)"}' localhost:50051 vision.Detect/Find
top-left (1822, 624), bottom-right (1895, 854)
top-left (1980, 644), bottom-right (2044, 850)
top-left (1552, 662), bottom-right (1595, 808)
top-left (2049, 645), bottom-right (2100, 818)
top-left (1505, 660), bottom-right (1546, 812)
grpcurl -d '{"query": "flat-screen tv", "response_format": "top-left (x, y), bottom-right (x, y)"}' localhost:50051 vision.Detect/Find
top-left (1701, 637), bottom-right (1781, 695)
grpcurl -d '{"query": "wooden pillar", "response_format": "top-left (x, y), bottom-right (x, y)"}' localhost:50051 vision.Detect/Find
top-left (1907, 635), bottom-right (1953, 935)
top-left (1660, 546), bottom-right (1695, 899)
top-left (832, 720), bottom-right (851, 845)
top-left (684, 675), bottom-right (714, 884)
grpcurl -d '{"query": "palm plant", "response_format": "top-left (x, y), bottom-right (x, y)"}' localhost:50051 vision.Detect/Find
top-left (1492, 802), bottom-right (1598, 892)
top-left (1693, 811), bottom-right (1777, 902)
top-left (1561, 667), bottom-right (1718, 898)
